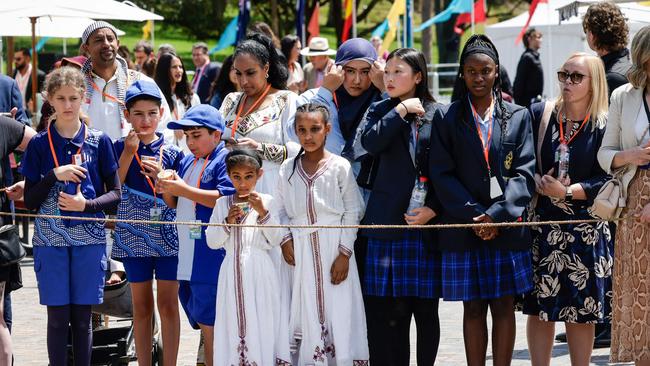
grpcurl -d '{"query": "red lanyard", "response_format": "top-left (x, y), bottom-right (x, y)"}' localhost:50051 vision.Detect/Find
top-left (133, 144), bottom-right (165, 204)
top-left (469, 97), bottom-right (495, 172)
top-left (559, 110), bottom-right (590, 146)
top-left (88, 79), bottom-right (125, 106)
top-left (191, 154), bottom-right (211, 209)
top-left (332, 92), bottom-right (339, 109)
top-left (47, 123), bottom-right (85, 168)
top-left (231, 84), bottom-right (272, 137)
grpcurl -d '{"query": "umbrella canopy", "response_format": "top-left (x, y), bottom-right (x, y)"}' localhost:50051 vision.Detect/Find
top-left (0, 16), bottom-right (126, 38)
top-left (0, 0), bottom-right (163, 21)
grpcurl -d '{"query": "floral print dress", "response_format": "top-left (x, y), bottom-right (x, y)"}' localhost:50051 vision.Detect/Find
top-left (522, 111), bottom-right (613, 323)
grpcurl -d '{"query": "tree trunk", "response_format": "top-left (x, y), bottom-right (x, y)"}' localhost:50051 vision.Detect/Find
top-left (332, 0), bottom-right (343, 44)
top-left (421, 0), bottom-right (433, 63)
top-left (356, 0), bottom-right (382, 23)
top-left (271, 0), bottom-right (279, 36)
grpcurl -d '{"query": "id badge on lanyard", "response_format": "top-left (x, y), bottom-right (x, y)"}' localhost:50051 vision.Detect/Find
top-left (189, 220), bottom-right (202, 240)
top-left (469, 96), bottom-right (503, 199)
top-left (150, 207), bottom-right (162, 225)
top-left (489, 176), bottom-right (503, 199)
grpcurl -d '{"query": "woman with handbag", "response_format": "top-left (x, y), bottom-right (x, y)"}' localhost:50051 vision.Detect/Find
top-left (523, 53), bottom-right (613, 366)
top-left (597, 25), bottom-right (650, 366)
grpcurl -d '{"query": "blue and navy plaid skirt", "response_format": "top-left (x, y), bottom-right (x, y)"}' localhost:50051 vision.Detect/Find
top-left (363, 231), bottom-right (441, 298)
top-left (441, 246), bottom-right (534, 301)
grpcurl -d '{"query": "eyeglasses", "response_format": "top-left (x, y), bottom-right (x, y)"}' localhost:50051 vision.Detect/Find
top-left (557, 71), bottom-right (589, 85)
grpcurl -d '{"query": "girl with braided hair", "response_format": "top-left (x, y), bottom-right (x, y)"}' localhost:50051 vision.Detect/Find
top-left (429, 34), bottom-right (536, 365)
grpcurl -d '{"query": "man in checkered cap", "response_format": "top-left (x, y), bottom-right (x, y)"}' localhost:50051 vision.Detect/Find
top-left (80, 21), bottom-right (172, 142)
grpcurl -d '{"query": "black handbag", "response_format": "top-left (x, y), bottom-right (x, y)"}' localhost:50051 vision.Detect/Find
top-left (0, 225), bottom-right (26, 267)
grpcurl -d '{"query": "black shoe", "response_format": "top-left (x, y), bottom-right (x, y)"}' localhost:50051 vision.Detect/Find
top-left (555, 332), bottom-right (567, 343)
top-left (593, 327), bottom-right (611, 348)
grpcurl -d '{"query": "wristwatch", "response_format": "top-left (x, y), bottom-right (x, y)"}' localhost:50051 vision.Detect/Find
top-left (565, 186), bottom-right (573, 201)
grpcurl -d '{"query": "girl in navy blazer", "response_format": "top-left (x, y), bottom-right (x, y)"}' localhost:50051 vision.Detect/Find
top-left (360, 48), bottom-right (442, 366)
top-left (429, 35), bottom-right (536, 365)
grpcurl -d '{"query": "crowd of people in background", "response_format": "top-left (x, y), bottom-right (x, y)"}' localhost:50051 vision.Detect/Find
top-left (0, 1), bottom-right (649, 366)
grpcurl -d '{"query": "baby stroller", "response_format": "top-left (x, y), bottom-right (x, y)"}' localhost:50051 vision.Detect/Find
top-left (67, 274), bottom-right (164, 365)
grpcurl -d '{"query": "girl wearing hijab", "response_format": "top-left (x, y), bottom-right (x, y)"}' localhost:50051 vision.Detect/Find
top-left (298, 38), bottom-right (385, 159)
top-left (429, 34), bottom-right (536, 365)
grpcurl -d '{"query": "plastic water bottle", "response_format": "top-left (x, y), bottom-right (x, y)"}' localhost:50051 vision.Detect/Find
top-left (557, 143), bottom-right (570, 181)
top-left (407, 177), bottom-right (428, 215)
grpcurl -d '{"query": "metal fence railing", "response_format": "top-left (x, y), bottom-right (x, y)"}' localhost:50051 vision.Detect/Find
top-left (428, 63), bottom-right (459, 104)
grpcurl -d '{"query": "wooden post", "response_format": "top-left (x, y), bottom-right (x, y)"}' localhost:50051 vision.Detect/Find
top-left (7, 37), bottom-right (15, 76)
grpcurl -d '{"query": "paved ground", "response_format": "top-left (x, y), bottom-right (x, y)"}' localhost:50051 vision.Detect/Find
top-left (11, 258), bottom-right (628, 365)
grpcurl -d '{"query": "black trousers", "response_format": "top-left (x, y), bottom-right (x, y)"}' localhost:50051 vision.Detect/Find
top-left (364, 295), bottom-right (440, 366)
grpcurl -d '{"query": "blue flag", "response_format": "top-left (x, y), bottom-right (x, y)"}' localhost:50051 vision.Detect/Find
top-left (237, 0), bottom-right (251, 44)
top-left (415, 0), bottom-right (472, 32)
top-left (296, 0), bottom-right (306, 43)
top-left (35, 37), bottom-right (51, 52)
top-left (371, 19), bottom-right (389, 38)
top-left (211, 16), bottom-right (239, 53)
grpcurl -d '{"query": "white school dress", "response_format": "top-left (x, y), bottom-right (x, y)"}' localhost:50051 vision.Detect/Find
top-left (206, 194), bottom-right (292, 366)
top-left (276, 154), bottom-right (369, 365)
top-left (220, 89), bottom-right (301, 349)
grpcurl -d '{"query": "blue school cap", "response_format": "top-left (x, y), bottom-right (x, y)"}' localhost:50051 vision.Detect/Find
top-left (167, 104), bottom-right (225, 132)
top-left (125, 80), bottom-right (162, 104)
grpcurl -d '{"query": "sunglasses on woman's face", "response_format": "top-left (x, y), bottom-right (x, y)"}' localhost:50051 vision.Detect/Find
top-left (557, 71), bottom-right (589, 84)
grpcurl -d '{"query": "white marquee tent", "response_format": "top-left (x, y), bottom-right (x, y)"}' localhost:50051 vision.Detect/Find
top-left (485, 0), bottom-right (650, 99)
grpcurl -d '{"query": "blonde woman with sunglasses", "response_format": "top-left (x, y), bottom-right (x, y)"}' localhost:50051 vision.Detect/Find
top-left (522, 52), bottom-right (612, 366)
top-left (598, 25), bottom-right (650, 366)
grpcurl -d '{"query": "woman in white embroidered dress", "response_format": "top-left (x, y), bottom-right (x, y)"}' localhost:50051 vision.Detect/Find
top-left (206, 149), bottom-right (291, 366)
top-left (219, 33), bottom-right (300, 194)
top-left (277, 103), bottom-right (368, 365)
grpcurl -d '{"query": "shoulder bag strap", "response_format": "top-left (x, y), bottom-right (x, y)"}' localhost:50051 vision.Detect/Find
top-left (537, 101), bottom-right (555, 174)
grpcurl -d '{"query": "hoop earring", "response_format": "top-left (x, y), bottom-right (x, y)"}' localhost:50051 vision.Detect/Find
top-left (265, 73), bottom-right (269, 79)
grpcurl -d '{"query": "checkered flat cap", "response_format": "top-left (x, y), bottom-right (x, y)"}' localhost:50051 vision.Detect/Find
top-left (82, 21), bottom-right (118, 44)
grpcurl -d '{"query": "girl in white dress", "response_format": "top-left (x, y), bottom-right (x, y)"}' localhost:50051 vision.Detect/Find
top-left (206, 149), bottom-right (292, 366)
top-left (277, 103), bottom-right (369, 365)
top-left (220, 33), bottom-right (301, 344)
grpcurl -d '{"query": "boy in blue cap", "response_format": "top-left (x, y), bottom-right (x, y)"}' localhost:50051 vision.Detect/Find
top-left (157, 104), bottom-right (235, 366)
top-left (112, 80), bottom-right (184, 365)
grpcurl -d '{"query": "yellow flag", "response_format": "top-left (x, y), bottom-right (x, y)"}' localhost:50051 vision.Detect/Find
top-left (382, 0), bottom-right (406, 54)
top-left (640, 1), bottom-right (650, 5)
top-left (142, 20), bottom-right (153, 40)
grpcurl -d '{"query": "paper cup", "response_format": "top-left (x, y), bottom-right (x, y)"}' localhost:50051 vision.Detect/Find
top-left (157, 169), bottom-right (175, 180)
top-left (234, 202), bottom-right (250, 214)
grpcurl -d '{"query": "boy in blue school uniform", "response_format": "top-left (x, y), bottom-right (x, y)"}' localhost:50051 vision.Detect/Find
top-left (157, 104), bottom-right (235, 366)
top-left (112, 80), bottom-right (184, 365)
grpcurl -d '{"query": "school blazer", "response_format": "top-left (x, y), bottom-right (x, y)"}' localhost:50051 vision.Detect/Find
top-left (360, 98), bottom-right (442, 242)
top-left (429, 99), bottom-right (536, 251)
top-left (597, 83), bottom-right (644, 198)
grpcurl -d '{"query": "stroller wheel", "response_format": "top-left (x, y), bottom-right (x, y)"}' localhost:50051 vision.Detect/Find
top-left (152, 337), bottom-right (164, 366)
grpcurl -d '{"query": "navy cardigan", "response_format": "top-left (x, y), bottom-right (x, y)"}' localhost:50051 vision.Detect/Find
top-left (429, 98), bottom-right (536, 251)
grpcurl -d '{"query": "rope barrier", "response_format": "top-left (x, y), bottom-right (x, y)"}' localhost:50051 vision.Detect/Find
top-left (0, 211), bottom-right (631, 230)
